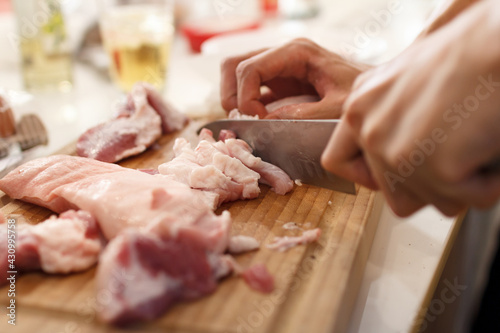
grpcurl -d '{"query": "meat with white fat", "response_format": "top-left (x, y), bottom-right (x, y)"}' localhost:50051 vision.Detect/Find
top-left (0, 210), bottom-right (101, 284)
top-left (267, 228), bottom-right (322, 252)
top-left (76, 82), bottom-right (187, 163)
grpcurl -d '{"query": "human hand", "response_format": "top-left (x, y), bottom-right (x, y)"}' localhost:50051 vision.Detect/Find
top-left (321, 0), bottom-right (500, 217)
top-left (220, 38), bottom-right (370, 119)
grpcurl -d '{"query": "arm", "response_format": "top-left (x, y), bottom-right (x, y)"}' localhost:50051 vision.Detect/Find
top-left (418, 0), bottom-right (481, 37)
top-left (321, 0), bottom-right (500, 217)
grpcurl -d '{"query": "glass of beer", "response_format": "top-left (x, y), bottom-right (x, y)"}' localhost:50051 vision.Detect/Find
top-left (98, 0), bottom-right (174, 92)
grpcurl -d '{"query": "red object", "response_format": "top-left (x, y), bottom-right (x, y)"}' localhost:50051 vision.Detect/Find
top-left (181, 16), bottom-right (261, 53)
top-left (261, 0), bottom-right (278, 13)
top-left (241, 263), bottom-right (275, 293)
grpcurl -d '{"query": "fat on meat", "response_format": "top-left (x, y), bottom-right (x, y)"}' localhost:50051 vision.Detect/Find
top-left (0, 210), bottom-right (101, 284)
top-left (228, 235), bottom-right (260, 254)
top-left (96, 228), bottom-right (232, 325)
top-left (159, 138), bottom-right (244, 206)
top-left (0, 155), bottom-right (229, 249)
top-left (0, 155), bottom-right (234, 324)
top-left (76, 82), bottom-right (187, 163)
top-left (267, 228), bottom-right (322, 252)
top-left (159, 129), bottom-right (293, 203)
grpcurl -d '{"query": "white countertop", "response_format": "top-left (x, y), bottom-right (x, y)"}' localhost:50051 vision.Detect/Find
top-left (0, 1), bottom-right (458, 332)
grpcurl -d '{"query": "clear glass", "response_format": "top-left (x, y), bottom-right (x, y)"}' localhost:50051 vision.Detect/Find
top-left (97, 0), bottom-right (175, 92)
top-left (12, 0), bottom-right (73, 92)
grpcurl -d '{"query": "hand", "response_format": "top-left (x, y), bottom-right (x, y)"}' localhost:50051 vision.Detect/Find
top-left (321, 0), bottom-right (500, 217)
top-left (220, 38), bottom-right (370, 119)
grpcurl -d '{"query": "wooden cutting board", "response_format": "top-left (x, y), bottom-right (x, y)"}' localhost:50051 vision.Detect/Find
top-left (0, 120), bottom-right (383, 333)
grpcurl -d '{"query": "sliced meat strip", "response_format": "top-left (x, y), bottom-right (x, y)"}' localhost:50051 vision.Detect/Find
top-left (228, 235), bottom-right (260, 254)
top-left (266, 228), bottom-right (322, 252)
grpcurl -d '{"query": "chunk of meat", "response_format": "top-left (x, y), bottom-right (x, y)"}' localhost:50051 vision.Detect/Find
top-left (264, 94), bottom-right (320, 113)
top-left (158, 135), bottom-right (262, 205)
top-left (241, 264), bottom-right (274, 293)
top-left (96, 229), bottom-right (231, 325)
top-left (0, 155), bottom-right (234, 324)
top-left (222, 137), bottom-right (294, 195)
top-left (139, 82), bottom-right (188, 133)
top-left (228, 109), bottom-right (259, 120)
top-left (0, 210), bottom-right (101, 285)
top-left (228, 235), bottom-right (260, 254)
top-left (159, 138), bottom-right (243, 206)
top-left (0, 155), bottom-right (230, 252)
top-left (76, 82), bottom-right (187, 163)
top-left (218, 129), bottom-right (236, 141)
top-left (77, 83), bottom-right (162, 163)
top-left (267, 228), bottom-right (322, 252)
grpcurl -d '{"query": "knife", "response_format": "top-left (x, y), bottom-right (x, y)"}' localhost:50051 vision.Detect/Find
top-left (199, 119), bottom-right (356, 194)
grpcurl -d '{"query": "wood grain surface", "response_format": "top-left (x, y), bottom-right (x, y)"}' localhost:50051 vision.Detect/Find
top-left (0, 120), bottom-right (383, 333)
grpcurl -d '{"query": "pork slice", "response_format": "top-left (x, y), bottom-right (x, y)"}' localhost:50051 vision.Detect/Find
top-left (228, 235), bottom-right (260, 254)
top-left (241, 264), bottom-right (274, 293)
top-left (264, 94), bottom-right (320, 113)
top-left (0, 155), bottom-right (231, 253)
top-left (266, 228), bottom-right (322, 252)
top-left (223, 139), bottom-right (294, 195)
top-left (96, 229), bottom-right (232, 325)
top-left (77, 83), bottom-right (162, 163)
top-left (195, 140), bottom-right (261, 199)
top-left (139, 82), bottom-right (189, 133)
top-left (218, 129), bottom-right (237, 141)
top-left (0, 210), bottom-right (101, 284)
top-left (228, 109), bottom-right (259, 120)
top-left (159, 138), bottom-right (243, 206)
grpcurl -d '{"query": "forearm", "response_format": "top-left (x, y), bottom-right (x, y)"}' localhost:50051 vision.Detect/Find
top-left (418, 0), bottom-right (481, 38)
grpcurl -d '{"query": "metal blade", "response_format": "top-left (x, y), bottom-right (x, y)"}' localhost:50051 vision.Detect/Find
top-left (199, 119), bottom-right (356, 194)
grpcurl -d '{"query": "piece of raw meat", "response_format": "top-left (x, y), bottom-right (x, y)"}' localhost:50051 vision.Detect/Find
top-left (0, 210), bottom-right (101, 284)
top-left (266, 228), bottom-right (322, 252)
top-left (159, 138), bottom-right (244, 206)
top-left (96, 228), bottom-right (232, 325)
top-left (228, 109), bottom-right (259, 120)
top-left (158, 136), bottom-right (262, 205)
top-left (241, 263), bottom-right (275, 293)
top-left (264, 94), bottom-right (320, 113)
top-left (0, 155), bottom-right (234, 324)
top-left (228, 235), bottom-right (260, 254)
top-left (138, 82), bottom-right (188, 133)
top-left (0, 155), bottom-right (229, 246)
top-left (76, 82), bottom-right (187, 163)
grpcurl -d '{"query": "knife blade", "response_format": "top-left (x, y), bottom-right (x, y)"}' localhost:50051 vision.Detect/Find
top-left (199, 119), bottom-right (356, 194)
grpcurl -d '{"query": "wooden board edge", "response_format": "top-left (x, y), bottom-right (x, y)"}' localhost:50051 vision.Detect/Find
top-left (332, 191), bottom-right (384, 333)
top-left (408, 212), bottom-right (466, 333)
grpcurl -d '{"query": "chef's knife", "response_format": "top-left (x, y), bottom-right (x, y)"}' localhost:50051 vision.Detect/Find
top-left (199, 119), bottom-right (356, 194)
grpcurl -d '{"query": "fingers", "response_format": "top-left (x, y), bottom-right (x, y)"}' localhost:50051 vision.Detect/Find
top-left (321, 119), bottom-right (378, 190)
top-left (220, 48), bottom-right (268, 112)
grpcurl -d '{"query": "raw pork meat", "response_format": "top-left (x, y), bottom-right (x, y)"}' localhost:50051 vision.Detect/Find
top-left (158, 129), bottom-right (293, 204)
top-left (77, 82), bottom-right (187, 163)
top-left (0, 155), bottom-right (233, 323)
top-left (241, 264), bottom-right (275, 293)
top-left (0, 210), bottom-right (101, 284)
top-left (228, 235), bottom-right (260, 254)
top-left (264, 94), bottom-right (320, 113)
top-left (267, 228), bottom-right (322, 252)
top-left (96, 229), bottom-right (232, 325)
top-left (0, 155), bottom-right (229, 244)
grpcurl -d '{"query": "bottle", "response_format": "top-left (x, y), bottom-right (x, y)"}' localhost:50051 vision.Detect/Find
top-left (12, 0), bottom-right (73, 92)
top-left (279, 0), bottom-right (319, 19)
